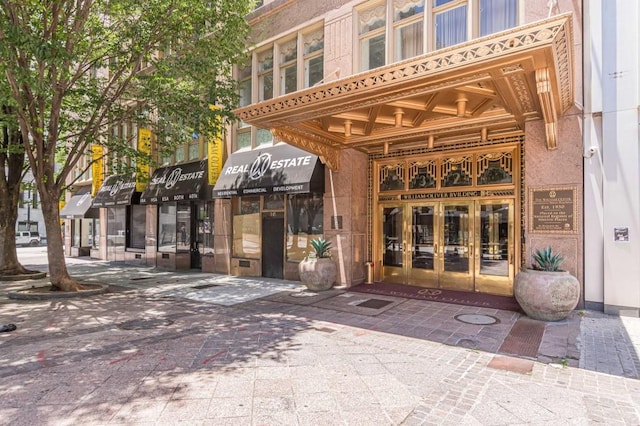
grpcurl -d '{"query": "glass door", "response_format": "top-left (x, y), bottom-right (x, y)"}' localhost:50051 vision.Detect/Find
top-left (438, 202), bottom-right (474, 291)
top-left (409, 204), bottom-right (438, 285)
top-left (382, 205), bottom-right (405, 283)
top-left (474, 200), bottom-right (515, 295)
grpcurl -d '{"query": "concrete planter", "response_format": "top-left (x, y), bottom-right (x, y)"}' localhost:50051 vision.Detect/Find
top-left (514, 269), bottom-right (580, 321)
top-left (298, 257), bottom-right (336, 292)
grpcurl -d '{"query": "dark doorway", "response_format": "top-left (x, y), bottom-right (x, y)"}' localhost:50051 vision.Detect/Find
top-left (190, 202), bottom-right (205, 269)
top-left (262, 212), bottom-right (284, 279)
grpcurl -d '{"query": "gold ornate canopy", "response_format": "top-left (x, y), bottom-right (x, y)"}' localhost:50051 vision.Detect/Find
top-left (235, 13), bottom-right (574, 170)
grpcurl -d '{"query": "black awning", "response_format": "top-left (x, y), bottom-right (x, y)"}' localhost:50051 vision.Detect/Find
top-left (140, 159), bottom-right (209, 204)
top-left (92, 174), bottom-right (139, 207)
top-left (60, 186), bottom-right (98, 219)
top-left (211, 144), bottom-right (324, 198)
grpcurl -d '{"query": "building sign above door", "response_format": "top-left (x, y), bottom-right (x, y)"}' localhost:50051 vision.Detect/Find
top-left (529, 186), bottom-right (577, 234)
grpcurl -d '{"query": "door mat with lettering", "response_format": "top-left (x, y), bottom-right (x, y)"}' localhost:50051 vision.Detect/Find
top-left (349, 282), bottom-right (522, 313)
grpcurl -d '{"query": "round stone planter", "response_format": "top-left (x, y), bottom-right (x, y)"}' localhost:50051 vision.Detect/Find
top-left (514, 269), bottom-right (580, 321)
top-left (298, 258), bottom-right (336, 292)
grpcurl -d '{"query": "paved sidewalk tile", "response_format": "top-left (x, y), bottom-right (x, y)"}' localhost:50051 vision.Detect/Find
top-left (2, 262), bottom-right (640, 424)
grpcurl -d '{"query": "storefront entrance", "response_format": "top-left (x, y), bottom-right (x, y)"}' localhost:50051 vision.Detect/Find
top-left (381, 199), bottom-right (515, 295)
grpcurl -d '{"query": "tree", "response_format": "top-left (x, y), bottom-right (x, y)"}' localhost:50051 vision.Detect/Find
top-left (0, 101), bottom-right (37, 277)
top-left (0, 0), bottom-right (254, 291)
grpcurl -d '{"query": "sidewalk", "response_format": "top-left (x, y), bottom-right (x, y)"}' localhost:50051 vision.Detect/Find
top-left (1, 261), bottom-right (640, 424)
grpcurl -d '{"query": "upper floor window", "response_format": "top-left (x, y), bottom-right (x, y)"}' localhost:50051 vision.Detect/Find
top-left (304, 29), bottom-right (324, 87)
top-left (394, 0), bottom-right (425, 62)
top-left (359, 3), bottom-right (387, 72)
top-left (479, 0), bottom-right (517, 36)
top-left (234, 25), bottom-right (324, 152)
top-left (258, 50), bottom-right (274, 101)
top-left (279, 39), bottom-right (298, 95)
top-left (357, 0), bottom-right (519, 71)
top-left (434, 0), bottom-right (467, 50)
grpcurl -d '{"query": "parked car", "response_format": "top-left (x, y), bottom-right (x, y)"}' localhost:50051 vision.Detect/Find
top-left (15, 231), bottom-right (41, 246)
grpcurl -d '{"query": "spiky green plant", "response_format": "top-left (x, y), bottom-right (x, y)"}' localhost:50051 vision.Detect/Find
top-left (309, 237), bottom-right (332, 259)
top-left (532, 246), bottom-right (565, 271)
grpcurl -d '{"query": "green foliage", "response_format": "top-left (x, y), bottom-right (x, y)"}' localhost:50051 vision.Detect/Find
top-left (309, 237), bottom-right (332, 259)
top-left (0, 0), bottom-right (255, 183)
top-left (532, 246), bottom-right (565, 271)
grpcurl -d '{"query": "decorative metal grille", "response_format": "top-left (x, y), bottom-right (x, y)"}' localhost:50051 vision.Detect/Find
top-left (379, 163), bottom-right (405, 191)
top-left (408, 159), bottom-right (437, 189)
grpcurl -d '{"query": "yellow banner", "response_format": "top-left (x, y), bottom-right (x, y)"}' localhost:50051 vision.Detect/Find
top-left (136, 128), bottom-right (152, 192)
top-left (91, 145), bottom-right (104, 197)
top-left (208, 106), bottom-right (223, 185)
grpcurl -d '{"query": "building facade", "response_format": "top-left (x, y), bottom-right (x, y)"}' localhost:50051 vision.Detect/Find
top-left (76, 0), bottom-right (640, 317)
top-left (230, 0), bottom-right (584, 299)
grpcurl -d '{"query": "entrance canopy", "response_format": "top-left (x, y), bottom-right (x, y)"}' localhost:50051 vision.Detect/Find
top-left (212, 143), bottom-right (324, 198)
top-left (60, 186), bottom-right (97, 219)
top-left (92, 174), bottom-right (139, 207)
top-left (234, 14), bottom-right (574, 170)
top-left (140, 159), bottom-right (209, 204)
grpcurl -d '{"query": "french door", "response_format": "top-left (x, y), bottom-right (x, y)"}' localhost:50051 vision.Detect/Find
top-left (380, 199), bottom-right (515, 295)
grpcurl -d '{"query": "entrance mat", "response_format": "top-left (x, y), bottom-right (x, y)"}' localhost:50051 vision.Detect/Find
top-left (349, 282), bottom-right (522, 312)
top-left (498, 316), bottom-right (546, 358)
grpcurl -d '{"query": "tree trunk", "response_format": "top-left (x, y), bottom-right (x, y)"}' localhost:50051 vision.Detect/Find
top-left (0, 192), bottom-right (36, 276)
top-left (40, 194), bottom-right (82, 291)
top-left (0, 114), bottom-right (36, 277)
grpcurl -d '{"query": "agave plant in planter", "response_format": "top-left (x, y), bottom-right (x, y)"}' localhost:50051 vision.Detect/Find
top-left (298, 237), bottom-right (337, 292)
top-left (514, 246), bottom-right (580, 321)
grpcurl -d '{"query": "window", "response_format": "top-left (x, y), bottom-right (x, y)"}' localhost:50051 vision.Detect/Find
top-left (303, 29), bottom-right (324, 87)
top-left (258, 50), bottom-right (274, 101)
top-left (188, 141), bottom-right (200, 160)
top-left (233, 26), bottom-right (324, 152)
top-left (279, 39), bottom-right (297, 95)
top-left (158, 203), bottom-right (177, 252)
top-left (232, 196), bottom-right (260, 258)
top-left (480, 0), bottom-right (517, 36)
top-left (286, 193), bottom-right (324, 262)
top-left (256, 128), bottom-right (273, 147)
top-left (434, 1), bottom-right (467, 50)
top-left (394, 0), bottom-right (425, 62)
top-left (200, 202), bottom-right (215, 256)
top-left (129, 205), bottom-right (146, 249)
top-left (175, 145), bottom-right (186, 163)
top-left (356, 0), bottom-right (518, 70)
top-left (236, 129), bottom-right (252, 150)
top-left (107, 207), bottom-right (126, 249)
top-left (359, 3), bottom-right (387, 71)
top-left (238, 65), bottom-right (252, 107)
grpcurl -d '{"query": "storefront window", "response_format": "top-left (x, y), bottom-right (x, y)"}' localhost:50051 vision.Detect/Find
top-left (201, 202), bottom-right (214, 255)
top-left (286, 193), bottom-right (324, 261)
top-left (129, 205), bottom-right (146, 249)
top-left (89, 219), bottom-right (100, 248)
top-left (107, 207), bottom-right (126, 248)
top-left (177, 202), bottom-right (191, 252)
top-left (232, 196), bottom-right (260, 258)
top-left (158, 203), bottom-right (177, 252)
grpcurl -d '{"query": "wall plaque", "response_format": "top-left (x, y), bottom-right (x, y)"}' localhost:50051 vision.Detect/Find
top-left (529, 186), bottom-right (577, 234)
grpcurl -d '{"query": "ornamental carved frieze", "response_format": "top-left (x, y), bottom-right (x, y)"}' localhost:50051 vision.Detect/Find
top-left (236, 13), bottom-right (574, 154)
top-left (271, 127), bottom-right (340, 170)
top-left (236, 13), bottom-right (573, 124)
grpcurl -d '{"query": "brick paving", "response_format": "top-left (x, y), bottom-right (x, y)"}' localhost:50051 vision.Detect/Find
top-left (1, 262), bottom-right (639, 424)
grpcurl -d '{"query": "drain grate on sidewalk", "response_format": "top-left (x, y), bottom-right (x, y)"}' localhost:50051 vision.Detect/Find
top-left (499, 316), bottom-right (546, 358)
top-left (357, 299), bottom-right (393, 309)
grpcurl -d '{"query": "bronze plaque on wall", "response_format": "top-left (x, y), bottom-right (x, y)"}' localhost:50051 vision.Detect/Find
top-left (529, 186), bottom-right (577, 234)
